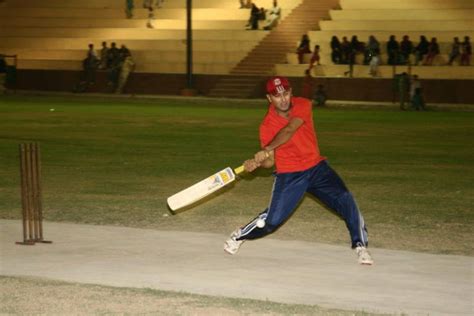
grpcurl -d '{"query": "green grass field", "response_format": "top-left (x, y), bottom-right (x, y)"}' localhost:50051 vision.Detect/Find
top-left (1, 95), bottom-right (473, 255)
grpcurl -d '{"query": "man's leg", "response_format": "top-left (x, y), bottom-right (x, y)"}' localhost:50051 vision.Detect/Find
top-left (224, 171), bottom-right (309, 254)
top-left (306, 161), bottom-right (368, 248)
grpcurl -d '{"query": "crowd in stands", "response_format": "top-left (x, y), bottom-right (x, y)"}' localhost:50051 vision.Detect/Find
top-left (297, 34), bottom-right (472, 77)
top-left (76, 42), bottom-right (135, 94)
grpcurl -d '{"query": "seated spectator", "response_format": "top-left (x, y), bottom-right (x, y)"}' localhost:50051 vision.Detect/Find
top-left (424, 37), bottom-right (439, 65)
top-left (246, 3), bottom-right (260, 30)
top-left (364, 35), bottom-right (380, 65)
top-left (387, 35), bottom-right (400, 65)
top-left (330, 36), bottom-right (342, 64)
top-left (460, 36), bottom-right (472, 66)
top-left (99, 41), bottom-right (108, 70)
top-left (400, 35), bottom-right (413, 65)
top-left (239, 0), bottom-right (252, 9)
top-left (409, 74), bottom-right (421, 102)
top-left (448, 37), bottom-right (461, 65)
top-left (308, 44), bottom-right (321, 70)
top-left (296, 34), bottom-right (311, 64)
top-left (146, 6), bottom-right (155, 28)
top-left (313, 84), bottom-right (327, 107)
top-left (414, 35), bottom-right (429, 65)
top-left (263, 0), bottom-right (281, 30)
top-left (340, 36), bottom-right (351, 64)
top-left (258, 7), bottom-right (266, 20)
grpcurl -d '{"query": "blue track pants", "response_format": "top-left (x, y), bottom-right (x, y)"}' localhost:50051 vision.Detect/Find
top-left (238, 160), bottom-right (368, 248)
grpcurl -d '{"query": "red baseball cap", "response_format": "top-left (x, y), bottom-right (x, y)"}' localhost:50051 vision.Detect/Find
top-left (266, 76), bottom-right (291, 95)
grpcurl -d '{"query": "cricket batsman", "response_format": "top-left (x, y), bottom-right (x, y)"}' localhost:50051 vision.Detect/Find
top-left (224, 76), bottom-right (374, 265)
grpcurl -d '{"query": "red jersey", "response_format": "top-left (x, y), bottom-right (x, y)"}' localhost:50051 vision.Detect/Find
top-left (260, 97), bottom-right (326, 173)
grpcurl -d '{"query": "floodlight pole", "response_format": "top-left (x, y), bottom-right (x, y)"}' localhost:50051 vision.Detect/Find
top-left (186, 0), bottom-right (193, 90)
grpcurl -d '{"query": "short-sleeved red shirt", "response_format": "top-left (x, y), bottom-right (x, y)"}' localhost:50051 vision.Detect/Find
top-left (260, 97), bottom-right (326, 173)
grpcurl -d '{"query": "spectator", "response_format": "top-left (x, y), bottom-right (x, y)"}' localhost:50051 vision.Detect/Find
top-left (83, 44), bottom-right (99, 84)
top-left (125, 0), bottom-right (134, 19)
top-left (396, 72), bottom-right (410, 110)
top-left (0, 54), bottom-right (6, 94)
top-left (448, 37), bottom-right (461, 65)
top-left (340, 36), bottom-right (351, 64)
top-left (296, 34), bottom-right (311, 64)
top-left (369, 51), bottom-right (380, 77)
top-left (400, 35), bottom-right (413, 65)
top-left (301, 69), bottom-right (314, 99)
top-left (414, 35), bottom-right (429, 65)
top-left (107, 42), bottom-right (120, 69)
top-left (364, 35), bottom-right (380, 65)
top-left (411, 88), bottom-right (425, 111)
top-left (258, 7), bottom-right (266, 21)
top-left (387, 35), bottom-right (400, 65)
top-left (246, 3), bottom-right (260, 30)
top-left (99, 41), bottom-right (108, 70)
top-left (424, 37), bottom-right (439, 65)
top-left (119, 45), bottom-right (131, 59)
top-left (409, 74), bottom-right (421, 103)
top-left (262, 0), bottom-right (281, 30)
top-left (313, 84), bottom-right (327, 107)
top-left (239, 0), bottom-right (252, 8)
top-left (308, 44), bottom-right (321, 71)
top-left (146, 6), bottom-right (155, 28)
top-left (330, 36), bottom-right (342, 64)
top-left (116, 53), bottom-right (135, 94)
top-left (460, 36), bottom-right (472, 66)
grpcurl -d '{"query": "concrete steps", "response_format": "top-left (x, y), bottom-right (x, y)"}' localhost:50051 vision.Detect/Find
top-left (208, 0), bottom-right (338, 98)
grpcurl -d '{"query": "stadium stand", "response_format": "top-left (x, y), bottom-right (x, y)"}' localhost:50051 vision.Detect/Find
top-left (275, 0), bottom-right (474, 79)
top-left (0, 0), bottom-right (299, 75)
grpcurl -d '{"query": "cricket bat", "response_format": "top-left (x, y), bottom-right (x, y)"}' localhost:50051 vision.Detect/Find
top-left (167, 165), bottom-right (245, 211)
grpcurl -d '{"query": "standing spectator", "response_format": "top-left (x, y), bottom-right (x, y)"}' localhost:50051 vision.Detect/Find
top-left (414, 36), bottom-right (429, 65)
top-left (448, 37), bottom-right (461, 65)
top-left (301, 69), bottom-right (314, 99)
top-left (369, 52), bottom-right (380, 77)
top-left (0, 54), bottom-right (6, 94)
top-left (411, 88), bottom-right (425, 111)
top-left (409, 74), bottom-right (421, 103)
top-left (396, 72), bottom-right (409, 110)
top-left (387, 35), bottom-right (400, 65)
top-left (350, 35), bottom-right (364, 61)
top-left (340, 36), bottom-right (351, 64)
top-left (125, 0), bottom-right (134, 19)
top-left (313, 84), bottom-right (327, 107)
top-left (364, 35), bottom-right (380, 65)
top-left (330, 36), bottom-right (342, 64)
top-left (296, 34), bottom-right (311, 64)
top-left (424, 37), bottom-right (439, 65)
top-left (400, 35), bottom-right (413, 65)
top-left (262, 0), bottom-right (281, 30)
top-left (83, 44), bottom-right (99, 85)
top-left (307, 44), bottom-right (321, 71)
top-left (116, 53), bottom-right (136, 94)
top-left (460, 36), bottom-right (472, 66)
top-left (107, 42), bottom-right (120, 69)
top-left (99, 41), bottom-right (109, 70)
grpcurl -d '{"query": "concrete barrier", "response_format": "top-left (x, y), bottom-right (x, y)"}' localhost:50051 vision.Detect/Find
top-left (330, 9), bottom-right (474, 21)
top-left (340, 0), bottom-right (474, 10)
top-left (320, 20), bottom-right (474, 32)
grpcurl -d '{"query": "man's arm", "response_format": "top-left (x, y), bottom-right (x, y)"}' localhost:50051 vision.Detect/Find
top-left (254, 117), bottom-right (304, 164)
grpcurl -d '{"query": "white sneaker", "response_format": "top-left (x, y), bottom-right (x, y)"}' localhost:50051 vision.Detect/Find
top-left (224, 229), bottom-right (244, 255)
top-left (355, 245), bottom-right (374, 265)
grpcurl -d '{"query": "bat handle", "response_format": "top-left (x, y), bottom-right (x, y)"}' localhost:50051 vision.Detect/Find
top-left (234, 165), bottom-right (245, 175)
